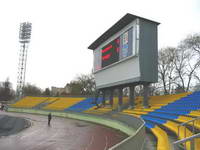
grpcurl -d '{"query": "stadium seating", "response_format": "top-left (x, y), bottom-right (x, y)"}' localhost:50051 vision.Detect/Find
top-left (123, 91), bottom-right (200, 150)
top-left (65, 97), bottom-right (104, 112)
top-left (11, 97), bottom-right (48, 108)
top-left (43, 97), bottom-right (85, 110)
top-left (145, 121), bottom-right (171, 150)
top-left (85, 97), bottom-right (130, 114)
top-left (11, 91), bottom-right (200, 150)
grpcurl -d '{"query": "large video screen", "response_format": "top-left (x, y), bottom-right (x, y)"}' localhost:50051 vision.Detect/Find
top-left (102, 37), bottom-right (120, 68)
top-left (94, 27), bottom-right (136, 72)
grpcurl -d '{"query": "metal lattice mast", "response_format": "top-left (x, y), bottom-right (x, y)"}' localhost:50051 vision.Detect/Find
top-left (17, 22), bottom-right (32, 97)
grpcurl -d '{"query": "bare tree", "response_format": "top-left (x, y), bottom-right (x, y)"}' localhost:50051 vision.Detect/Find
top-left (0, 78), bottom-right (14, 101)
top-left (157, 34), bottom-right (200, 94)
top-left (174, 38), bottom-right (200, 92)
top-left (149, 83), bottom-right (162, 95)
top-left (76, 74), bottom-right (96, 95)
top-left (173, 47), bottom-right (188, 91)
top-left (135, 85), bottom-right (143, 96)
top-left (68, 73), bottom-right (96, 95)
top-left (23, 83), bottom-right (42, 96)
top-left (43, 88), bottom-right (51, 96)
top-left (183, 33), bottom-right (200, 55)
top-left (158, 47), bottom-right (176, 94)
top-left (182, 33), bottom-right (200, 89)
top-left (68, 81), bottom-right (82, 95)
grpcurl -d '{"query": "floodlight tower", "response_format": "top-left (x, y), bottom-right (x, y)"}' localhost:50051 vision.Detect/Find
top-left (17, 22), bottom-right (32, 97)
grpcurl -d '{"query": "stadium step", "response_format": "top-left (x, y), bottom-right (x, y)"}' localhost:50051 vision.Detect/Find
top-left (145, 122), bottom-right (171, 150)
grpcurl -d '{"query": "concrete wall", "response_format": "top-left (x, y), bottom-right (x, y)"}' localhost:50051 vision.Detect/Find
top-left (110, 125), bottom-right (145, 150)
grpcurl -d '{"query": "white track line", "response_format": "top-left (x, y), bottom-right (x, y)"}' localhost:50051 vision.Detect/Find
top-left (26, 129), bottom-right (59, 150)
top-left (104, 136), bottom-right (108, 150)
top-left (20, 130), bottom-right (39, 139)
top-left (84, 135), bottom-right (94, 150)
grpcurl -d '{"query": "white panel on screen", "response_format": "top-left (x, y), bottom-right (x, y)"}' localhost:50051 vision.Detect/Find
top-left (95, 57), bottom-right (140, 88)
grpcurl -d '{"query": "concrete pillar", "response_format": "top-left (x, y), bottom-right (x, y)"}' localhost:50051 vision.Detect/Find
top-left (143, 83), bottom-right (150, 108)
top-left (94, 90), bottom-right (100, 107)
top-left (109, 89), bottom-right (114, 107)
top-left (129, 85), bottom-right (135, 108)
top-left (118, 87), bottom-right (123, 111)
top-left (102, 90), bottom-right (106, 106)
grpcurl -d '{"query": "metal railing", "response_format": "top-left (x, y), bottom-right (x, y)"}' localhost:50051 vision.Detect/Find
top-left (173, 133), bottom-right (200, 150)
top-left (174, 117), bottom-right (200, 150)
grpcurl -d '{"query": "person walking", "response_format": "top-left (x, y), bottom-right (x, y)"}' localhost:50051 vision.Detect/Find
top-left (48, 113), bottom-right (52, 126)
top-left (1, 104), bottom-right (4, 111)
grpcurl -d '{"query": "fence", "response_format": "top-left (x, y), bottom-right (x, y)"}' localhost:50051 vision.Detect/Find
top-left (174, 117), bottom-right (200, 150)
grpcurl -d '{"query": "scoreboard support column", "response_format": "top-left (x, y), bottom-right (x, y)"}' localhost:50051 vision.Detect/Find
top-left (94, 90), bottom-right (100, 107)
top-left (109, 89), bottom-right (114, 107)
top-left (102, 89), bottom-right (106, 106)
top-left (143, 83), bottom-right (150, 108)
top-left (129, 85), bottom-right (135, 109)
top-left (118, 87), bottom-right (123, 111)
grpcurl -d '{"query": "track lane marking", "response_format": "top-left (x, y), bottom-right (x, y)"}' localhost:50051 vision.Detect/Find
top-left (26, 128), bottom-right (59, 150)
top-left (84, 135), bottom-right (94, 150)
top-left (104, 136), bottom-right (108, 150)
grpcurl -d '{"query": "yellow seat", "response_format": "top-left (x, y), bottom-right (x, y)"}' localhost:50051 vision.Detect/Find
top-left (43, 97), bottom-right (84, 110)
top-left (151, 125), bottom-right (171, 150)
top-left (11, 97), bottom-right (47, 108)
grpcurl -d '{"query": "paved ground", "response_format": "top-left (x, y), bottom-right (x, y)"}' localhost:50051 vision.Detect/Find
top-left (0, 112), bottom-right (127, 150)
top-left (0, 114), bottom-right (29, 137)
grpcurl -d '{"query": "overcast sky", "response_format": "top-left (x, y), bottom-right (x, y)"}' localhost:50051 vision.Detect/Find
top-left (0, 0), bottom-right (199, 90)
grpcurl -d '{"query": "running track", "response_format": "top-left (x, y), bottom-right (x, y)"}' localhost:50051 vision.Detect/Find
top-left (0, 112), bottom-right (127, 150)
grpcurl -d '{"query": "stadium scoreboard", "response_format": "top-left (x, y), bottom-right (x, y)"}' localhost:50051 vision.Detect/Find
top-left (94, 26), bottom-right (137, 72)
top-left (88, 14), bottom-right (159, 89)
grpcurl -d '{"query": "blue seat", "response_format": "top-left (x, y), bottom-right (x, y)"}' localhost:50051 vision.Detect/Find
top-left (141, 115), bottom-right (167, 124)
top-left (148, 112), bottom-right (179, 120)
top-left (154, 109), bottom-right (190, 115)
top-left (65, 97), bottom-right (103, 112)
top-left (145, 121), bottom-right (155, 129)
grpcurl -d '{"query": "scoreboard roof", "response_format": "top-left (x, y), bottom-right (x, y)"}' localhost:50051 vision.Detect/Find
top-left (88, 13), bottom-right (160, 50)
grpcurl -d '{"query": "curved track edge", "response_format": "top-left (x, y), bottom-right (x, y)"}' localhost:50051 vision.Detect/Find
top-left (7, 107), bottom-right (145, 150)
